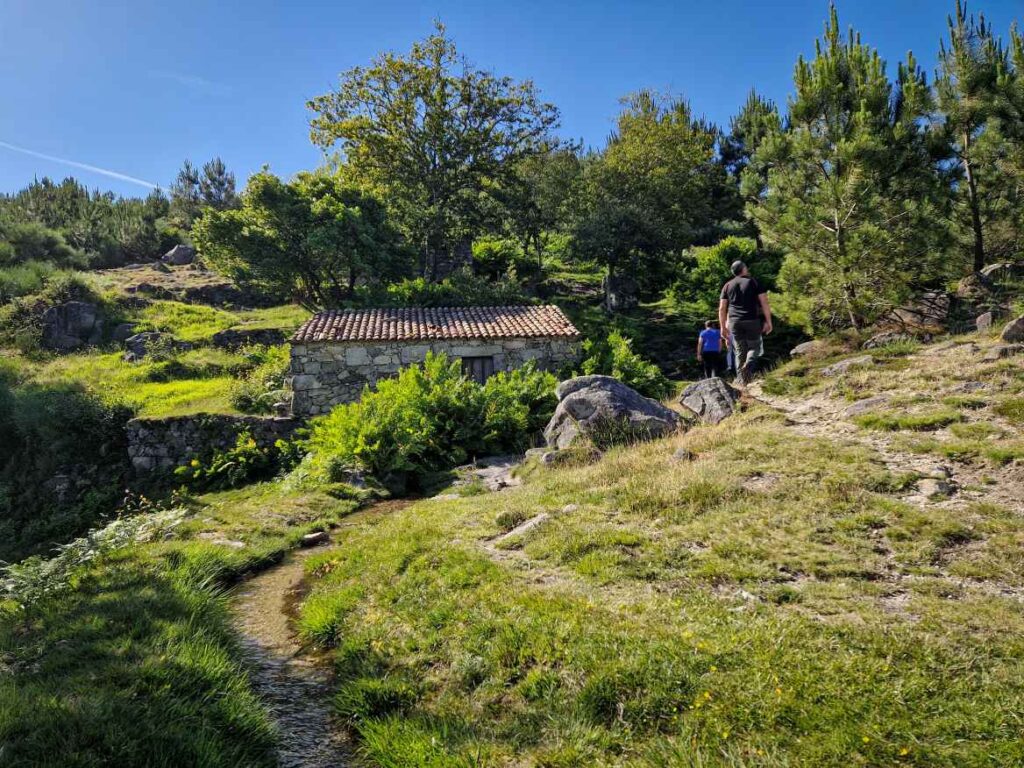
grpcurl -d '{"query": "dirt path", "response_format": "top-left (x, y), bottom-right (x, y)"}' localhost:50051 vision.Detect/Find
top-left (232, 547), bottom-right (350, 768)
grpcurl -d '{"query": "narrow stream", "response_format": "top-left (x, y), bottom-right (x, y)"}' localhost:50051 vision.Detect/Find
top-left (232, 547), bottom-right (350, 768)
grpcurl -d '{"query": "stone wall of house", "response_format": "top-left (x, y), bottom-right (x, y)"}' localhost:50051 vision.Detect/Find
top-left (126, 414), bottom-right (299, 474)
top-left (290, 337), bottom-right (580, 417)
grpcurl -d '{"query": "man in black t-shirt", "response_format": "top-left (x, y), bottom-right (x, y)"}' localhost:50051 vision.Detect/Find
top-left (718, 260), bottom-right (773, 385)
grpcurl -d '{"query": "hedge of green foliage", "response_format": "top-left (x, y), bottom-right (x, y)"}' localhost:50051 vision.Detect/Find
top-left (580, 330), bottom-right (673, 400)
top-left (302, 353), bottom-right (556, 484)
top-left (0, 365), bottom-right (132, 562)
top-left (356, 268), bottom-right (529, 308)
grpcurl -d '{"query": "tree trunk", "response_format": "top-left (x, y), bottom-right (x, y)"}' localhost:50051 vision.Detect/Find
top-left (963, 134), bottom-right (985, 273)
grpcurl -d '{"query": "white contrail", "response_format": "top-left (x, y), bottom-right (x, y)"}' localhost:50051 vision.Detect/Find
top-left (0, 140), bottom-right (158, 189)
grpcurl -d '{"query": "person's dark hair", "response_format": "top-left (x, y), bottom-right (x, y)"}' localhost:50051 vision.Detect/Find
top-left (731, 260), bottom-right (747, 276)
top-left (704, 319), bottom-right (714, 329)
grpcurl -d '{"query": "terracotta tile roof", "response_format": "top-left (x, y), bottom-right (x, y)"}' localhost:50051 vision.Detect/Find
top-left (292, 305), bottom-right (580, 344)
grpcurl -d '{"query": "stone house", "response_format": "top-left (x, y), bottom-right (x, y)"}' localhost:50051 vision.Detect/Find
top-left (289, 305), bottom-right (581, 417)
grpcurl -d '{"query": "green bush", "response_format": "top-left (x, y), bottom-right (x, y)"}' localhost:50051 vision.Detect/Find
top-left (664, 237), bottom-right (782, 318)
top-left (302, 354), bottom-right (556, 484)
top-left (358, 267), bottom-right (529, 308)
top-left (173, 431), bottom-right (291, 491)
top-left (229, 345), bottom-right (291, 414)
top-left (0, 374), bottom-right (132, 562)
top-left (580, 331), bottom-right (673, 400)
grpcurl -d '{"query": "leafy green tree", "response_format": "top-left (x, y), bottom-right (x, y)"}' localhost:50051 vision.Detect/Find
top-left (667, 236), bottom-right (780, 318)
top-left (936, 0), bottom-right (1011, 272)
top-left (193, 170), bottom-right (409, 308)
top-left (723, 91), bottom-right (783, 245)
top-left (308, 23), bottom-right (562, 281)
top-left (573, 91), bottom-right (734, 300)
top-left (750, 6), bottom-right (952, 332)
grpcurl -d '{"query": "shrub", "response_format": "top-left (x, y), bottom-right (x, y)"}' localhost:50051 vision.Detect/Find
top-left (302, 354), bottom-right (556, 484)
top-left (359, 267), bottom-right (529, 308)
top-left (580, 331), bottom-right (673, 400)
top-left (173, 431), bottom-right (290, 491)
top-left (0, 376), bottom-right (133, 562)
top-left (229, 345), bottom-right (291, 414)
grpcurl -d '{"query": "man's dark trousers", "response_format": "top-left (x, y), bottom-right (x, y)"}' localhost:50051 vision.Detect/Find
top-left (730, 319), bottom-right (762, 381)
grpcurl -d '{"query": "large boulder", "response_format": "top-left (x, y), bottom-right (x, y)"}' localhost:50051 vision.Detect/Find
top-left (679, 378), bottom-right (738, 425)
top-left (40, 301), bottom-right (103, 351)
top-left (161, 244), bottom-right (195, 265)
top-left (123, 332), bottom-right (191, 362)
top-left (790, 340), bottom-right (826, 358)
top-left (892, 291), bottom-right (950, 329)
top-left (1001, 315), bottom-right (1024, 343)
top-left (544, 375), bottom-right (680, 450)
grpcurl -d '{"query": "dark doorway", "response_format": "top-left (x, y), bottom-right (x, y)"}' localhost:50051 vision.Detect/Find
top-left (461, 355), bottom-right (495, 384)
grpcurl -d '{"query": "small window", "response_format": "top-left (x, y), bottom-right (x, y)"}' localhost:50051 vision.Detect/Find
top-left (461, 355), bottom-right (495, 384)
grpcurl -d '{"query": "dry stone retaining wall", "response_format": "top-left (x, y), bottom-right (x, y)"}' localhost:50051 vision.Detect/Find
top-left (127, 414), bottom-right (299, 474)
top-left (290, 337), bottom-right (580, 417)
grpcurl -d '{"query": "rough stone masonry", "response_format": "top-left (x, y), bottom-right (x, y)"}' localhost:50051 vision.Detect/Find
top-left (289, 306), bottom-right (582, 417)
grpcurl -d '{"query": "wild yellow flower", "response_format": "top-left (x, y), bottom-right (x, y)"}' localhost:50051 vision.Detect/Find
top-left (899, 747), bottom-right (910, 756)
top-left (862, 736), bottom-right (871, 744)
top-left (721, 731), bottom-right (730, 739)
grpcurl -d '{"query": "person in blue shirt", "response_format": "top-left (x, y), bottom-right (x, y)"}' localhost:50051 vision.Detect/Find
top-left (696, 320), bottom-right (723, 378)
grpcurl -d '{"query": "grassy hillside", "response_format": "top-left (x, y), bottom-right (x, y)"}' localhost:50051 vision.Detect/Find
top-left (288, 333), bottom-right (1024, 766)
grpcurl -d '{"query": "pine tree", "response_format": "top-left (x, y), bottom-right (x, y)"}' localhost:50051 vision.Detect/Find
top-left (199, 157), bottom-right (238, 211)
top-left (936, 0), bottom-right (1008, 272)
top-left (722, 90), bottom-right (782, 244)
top-left (750, 5), bottom-right (951, 332)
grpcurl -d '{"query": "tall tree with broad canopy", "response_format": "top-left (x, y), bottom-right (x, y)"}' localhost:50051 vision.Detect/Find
top-left (750, 6), bottom-right (953, 332)
top-left (307, 23), bottom-right (562, 281)
top-left (193, 171), bottom-right (409, 309)
top-left (573, 91), bottom-right (735, 303)
top-left (936, 0), bottom-right (1011, 272)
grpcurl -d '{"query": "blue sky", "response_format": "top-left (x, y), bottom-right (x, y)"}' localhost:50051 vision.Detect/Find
top-left (0, 0), bottom-right (1020, 198)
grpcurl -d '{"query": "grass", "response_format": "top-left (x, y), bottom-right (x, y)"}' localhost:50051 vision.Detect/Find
top-left (853, 408), bottom-right (964, 432)
top-left (0, 482), bottom-right (360, 767)
top-left (1, 300), bottom-right (308, 419)
top-left (295, 409), bottom-right (1024, 766)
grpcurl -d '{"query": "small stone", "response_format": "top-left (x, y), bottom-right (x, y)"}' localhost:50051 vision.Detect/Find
top-left (844, 395), bottom-right (889, 417)
top-left (561, 504), bottom-right (579, 514)
top-left (976, 312), bottom-right (994, 332)
top-left (671, 447), bottom-right (696, 462)
top-left (300, 531), bottom-right (330, 547)
top-left (917, 478), bottom-right (954, 499)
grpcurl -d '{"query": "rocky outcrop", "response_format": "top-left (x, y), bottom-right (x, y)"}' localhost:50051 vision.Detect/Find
top-left (892, 291), bottom-right (950, 329)
top-left (40, 301), bottom-right (103, 351)
top-left (821, 355), bottom-right (875, 377)
top-left (543, 375), bottom-right (679, 450)
top-left (123, 332), bottom-right (192, 362)
top-left (790, 340), bottom-right (826, 357)
top-left (162, 244), bottom-right (195, 265)
top-left (1002, 315), bottom-right (1024, 343)
top-left (679, 378), bottom-right (738, 425)
top-left (126, 414), bottom-right (299, 474)
top-left (211, 327), bottom-right (286, 349)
